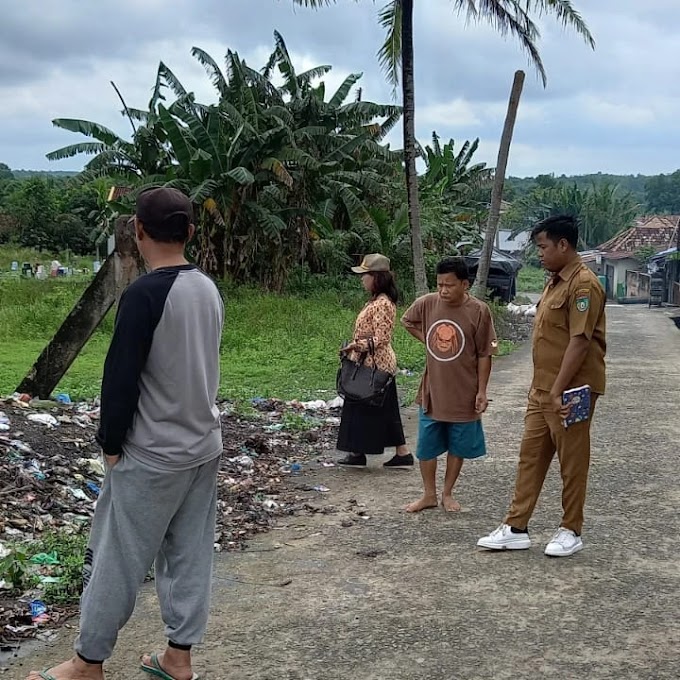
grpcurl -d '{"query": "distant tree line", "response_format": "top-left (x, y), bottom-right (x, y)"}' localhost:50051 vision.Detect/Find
top-left (507, 170), bottom-right (680, 214)
top-left (0, 163), bottom-right (110, 255)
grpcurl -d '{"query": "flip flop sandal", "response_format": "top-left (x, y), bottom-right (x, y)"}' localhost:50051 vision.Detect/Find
top-left (141, 652), bottom-right (199, 680)
top-left (38, 674), bottom-right (57, 680)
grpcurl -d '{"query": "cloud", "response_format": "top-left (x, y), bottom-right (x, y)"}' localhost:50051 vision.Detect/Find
top-left (1, 0), bottom-right (679, 177)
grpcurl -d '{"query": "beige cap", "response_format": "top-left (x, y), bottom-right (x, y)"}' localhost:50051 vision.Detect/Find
top-left (351, 253), bottom-right (391, 274)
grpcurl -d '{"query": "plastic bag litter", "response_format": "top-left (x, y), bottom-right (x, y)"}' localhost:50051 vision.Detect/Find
top-left (30, 551), bottom-right (60, 566)
top-left (301, 400), bottom-right (327, 410)
top-left (9, 439), bottom-right (32, 454)
top-left (80, 458), bottom-right (106, 476)
top-left (27, 413), bottom-right (59, 427)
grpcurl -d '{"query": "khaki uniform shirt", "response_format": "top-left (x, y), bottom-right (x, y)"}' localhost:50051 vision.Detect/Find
top-left (532, 257), bottom-right (607, 394)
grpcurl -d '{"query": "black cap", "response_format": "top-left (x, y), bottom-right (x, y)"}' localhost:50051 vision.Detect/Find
top-left (136, 187), bottom-right (193, 242)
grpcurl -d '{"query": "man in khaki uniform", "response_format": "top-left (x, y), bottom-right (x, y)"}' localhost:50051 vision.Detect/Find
top-left (478, 215), bottom-right (606, 557)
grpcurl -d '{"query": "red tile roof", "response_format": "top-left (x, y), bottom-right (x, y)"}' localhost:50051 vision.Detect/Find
top-left (598, 215), bottom-right (679, 255)
top-left (581, 251), bottom-right (638, 263)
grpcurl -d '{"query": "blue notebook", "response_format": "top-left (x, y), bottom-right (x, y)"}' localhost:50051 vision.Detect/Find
top-left (562, 385), bottom-right (591, 428)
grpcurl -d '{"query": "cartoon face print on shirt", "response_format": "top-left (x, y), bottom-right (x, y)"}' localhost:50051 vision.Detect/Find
top-left (426, 320), bottom-right (465, 362)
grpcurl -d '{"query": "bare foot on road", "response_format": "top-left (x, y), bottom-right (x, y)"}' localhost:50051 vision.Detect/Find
top-left (27, 657), bottom-right (104, 680)
top-left (442, 496), bottom-right (461, 512)
top-left (405, 496), bottom-right (439, 513)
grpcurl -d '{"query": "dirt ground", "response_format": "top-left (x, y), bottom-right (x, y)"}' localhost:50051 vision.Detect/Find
top-left (5, 304), bottom-right (680, 679)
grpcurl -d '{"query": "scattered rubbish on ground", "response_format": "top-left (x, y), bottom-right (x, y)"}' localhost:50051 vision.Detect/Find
top-left (0, 392), bottom-right (343, 646)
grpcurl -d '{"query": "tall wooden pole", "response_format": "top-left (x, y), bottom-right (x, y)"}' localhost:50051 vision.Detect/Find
top-left (473, 70), bottom-right (525, 298)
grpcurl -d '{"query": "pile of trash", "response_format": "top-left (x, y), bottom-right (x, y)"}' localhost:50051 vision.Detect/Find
top-left (0, 396), bottom-right (103, 542)
top-left (215, 396), bottom-right (342, 550)
top-left (494, 303), bottom-right (535, 347)
top-left (0, 392), bottom-right (342, 645)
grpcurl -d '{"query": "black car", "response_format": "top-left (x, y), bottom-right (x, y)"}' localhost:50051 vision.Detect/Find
top-left (463, 249), bottom-right (522, 303)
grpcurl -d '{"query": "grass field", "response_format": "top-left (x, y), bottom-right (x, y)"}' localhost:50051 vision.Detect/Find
top-left (0, 259), bottom-right (516, 404)
top-left (517, 264), bottom-right (546, 293)
top-left (0, 276), bottom-right (428, 402)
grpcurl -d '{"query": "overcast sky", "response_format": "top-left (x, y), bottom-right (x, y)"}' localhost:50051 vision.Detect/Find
top-left (1, 0), bottom-right (678, 177)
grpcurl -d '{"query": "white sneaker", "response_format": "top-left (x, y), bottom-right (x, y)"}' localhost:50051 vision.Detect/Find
top-left (544, 528), bottom-right (583, 557)
top-left (477, 524), bottom-right (531, 550)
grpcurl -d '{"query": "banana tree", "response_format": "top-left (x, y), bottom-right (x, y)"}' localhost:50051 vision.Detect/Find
top-left (46, 32), bottom-right (403, 289)
top-left (421, 133), bottom-right (491, 202)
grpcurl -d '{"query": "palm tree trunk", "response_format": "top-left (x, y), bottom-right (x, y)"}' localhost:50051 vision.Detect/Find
top-left (401, 0), bottom-right (428, 296)
top-left (474, 70), bottom-right (525, 299)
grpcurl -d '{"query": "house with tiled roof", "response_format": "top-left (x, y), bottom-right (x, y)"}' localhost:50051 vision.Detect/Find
top-left (581, 215), bottom-right (679, 299)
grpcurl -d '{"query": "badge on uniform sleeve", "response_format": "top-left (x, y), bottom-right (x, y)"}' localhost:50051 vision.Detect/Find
top-left (575, 291), bottom-right (590, 312)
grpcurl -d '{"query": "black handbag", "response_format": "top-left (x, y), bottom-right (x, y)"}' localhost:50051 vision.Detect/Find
top-left (336, 338), bottom-right (394, 407)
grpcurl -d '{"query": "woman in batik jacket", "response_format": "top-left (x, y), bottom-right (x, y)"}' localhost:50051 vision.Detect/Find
top-left (336, 253), bottom-right (413, 469)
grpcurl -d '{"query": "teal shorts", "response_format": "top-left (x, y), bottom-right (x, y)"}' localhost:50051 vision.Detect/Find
top-left (416, 409), bottom-right (487, 461)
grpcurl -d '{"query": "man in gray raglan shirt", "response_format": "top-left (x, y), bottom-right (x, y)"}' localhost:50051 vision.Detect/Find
top-left (28, 188), bottom-right (224, 680)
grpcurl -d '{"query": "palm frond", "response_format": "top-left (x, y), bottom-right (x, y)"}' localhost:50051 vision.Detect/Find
top-left (279, 147), bottom-right (322, 170)
top-left (191, 47), bottom-right (228, 97)
top-left (337, 170), bottom-right (383, 195)
top-left (432, 131), bottom-right (442, 157)
top-left (261, 157), bottom-right (294, 188)
top-left (190, 179), bottom-right (218, 203)
top-left (246, 201), bottom-right (287, 240)
top-left (453, 0), bottom-right (545, 84)
top-left (148, 63), bottom-right (167, 114)
top-left (297, 65), bottom-right (333, 84)
top-left (525, 0), bottom-right (595, 48)
top-left (158, 61), bottom-right (189, 99)
top-left (46, 142), bottom-right (108, 161)
top-left (226, 167), bottom-right (255, 186)
top-left (291, 0), bottom-right (342, 5)
top-left (158, 104), bottom-right (193, 171)
top-left (328, 73), bottom-right (364, 108)
top-left (377, 0), bottom-right (402, 92)
top-left (126, 108), bottom-right (151, 123)
top-left (374, 111), bottom-right (402, 141)
top-left (51, 119), bottom-right (123, 146)
top-left (273, 31), bottom-right (299, 99)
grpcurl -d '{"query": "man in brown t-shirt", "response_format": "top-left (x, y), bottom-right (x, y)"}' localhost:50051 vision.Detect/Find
top-left (478, 214), bottom-right (606, 558)
top-left (401, 257), bottom-right (498, 513)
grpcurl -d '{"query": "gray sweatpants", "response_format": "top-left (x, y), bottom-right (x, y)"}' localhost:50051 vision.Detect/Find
top-left (74, 453), bottom-right (219, 661)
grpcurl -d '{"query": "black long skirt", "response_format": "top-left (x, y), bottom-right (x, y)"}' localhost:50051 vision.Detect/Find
top-left (336, 379), bottom-right (406, 455)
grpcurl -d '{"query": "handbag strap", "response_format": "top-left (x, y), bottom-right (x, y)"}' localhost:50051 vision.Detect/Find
top-left (340, 338), bottom-right (375, 365)
top-left (367, 337), bottom-right (376, 356)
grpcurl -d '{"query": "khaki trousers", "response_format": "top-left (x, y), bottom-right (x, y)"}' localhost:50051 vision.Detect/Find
top-left (505, 388), bottom-right (598, 535)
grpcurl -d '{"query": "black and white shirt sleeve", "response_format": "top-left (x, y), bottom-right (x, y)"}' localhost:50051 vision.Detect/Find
top-left (96, 274), bottom-right (168, 455)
